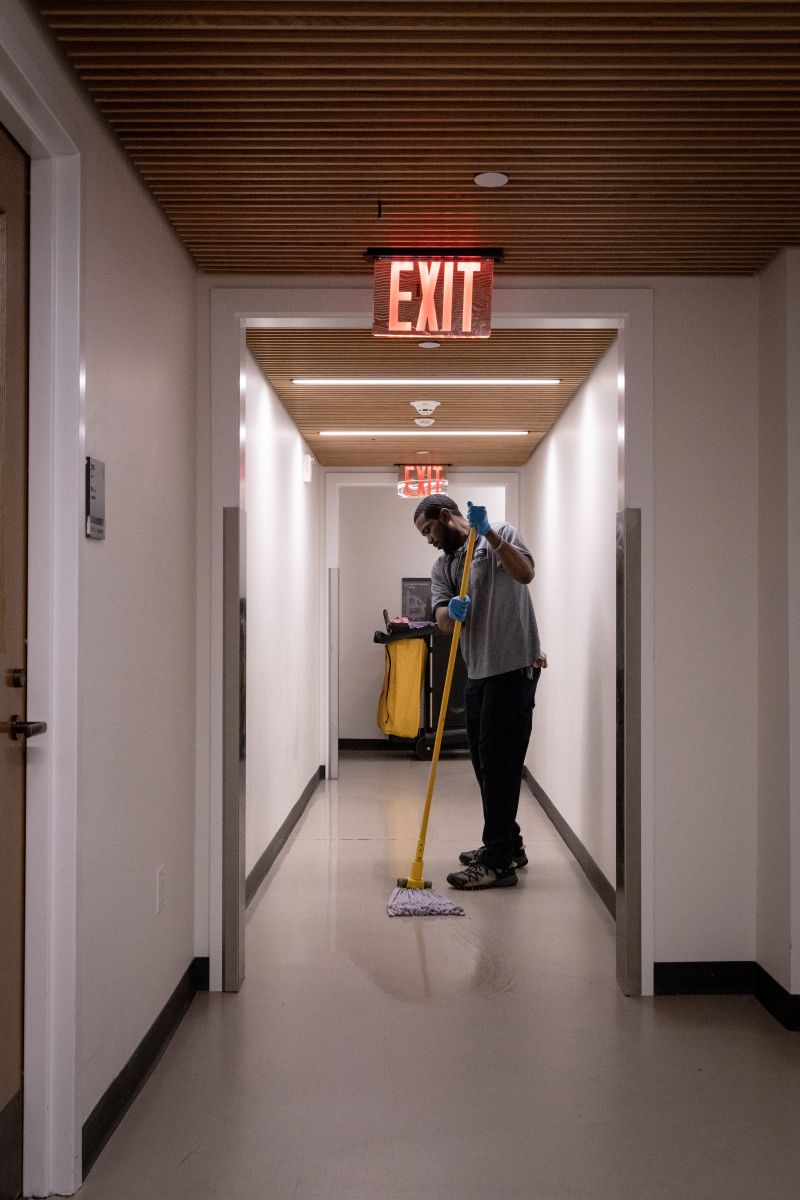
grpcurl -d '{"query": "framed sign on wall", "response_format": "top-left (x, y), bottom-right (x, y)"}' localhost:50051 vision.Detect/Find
top-left (401, 577), bottom-right (433, 622)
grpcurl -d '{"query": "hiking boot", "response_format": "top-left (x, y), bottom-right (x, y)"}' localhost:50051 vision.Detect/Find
top-left (446, 860), bottom-right (518, 890)
top-left (458, 844), bottom-right (528, 869)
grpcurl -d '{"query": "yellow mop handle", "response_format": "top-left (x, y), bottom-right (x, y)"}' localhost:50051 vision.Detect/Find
top-left (403, 525), bottom-right (477, 888)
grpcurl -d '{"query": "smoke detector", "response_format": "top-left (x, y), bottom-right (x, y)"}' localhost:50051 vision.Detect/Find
top-left (411, 399), bottom-right (440, 417)
top-left (474, 171), bottom-right (509, 188)
top-left (414, 417), bottom-right (435, 427)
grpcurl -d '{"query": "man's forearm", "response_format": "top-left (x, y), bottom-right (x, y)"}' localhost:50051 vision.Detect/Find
top-left (435, 606), bottom-right (456, 633)
top-left (485, 529), bottom-right (535, 584)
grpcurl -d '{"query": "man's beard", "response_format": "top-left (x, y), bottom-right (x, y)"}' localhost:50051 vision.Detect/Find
top-left (440, 523), bottom-right (464, 554)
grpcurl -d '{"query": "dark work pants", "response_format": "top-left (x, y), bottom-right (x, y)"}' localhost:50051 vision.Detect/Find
top-left (464, 667), bottom-right (541, 869)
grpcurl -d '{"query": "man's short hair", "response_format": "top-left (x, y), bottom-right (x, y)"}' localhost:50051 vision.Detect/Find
top-left (413, 494), bottom-right (462, 523)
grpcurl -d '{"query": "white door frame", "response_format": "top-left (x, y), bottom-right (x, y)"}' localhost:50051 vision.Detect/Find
top-left (0, 13), bottom-right (83, 1197)
top-left (201, 277), bottom-right (654, 994)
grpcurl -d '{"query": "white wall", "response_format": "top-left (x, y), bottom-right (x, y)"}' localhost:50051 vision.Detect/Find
top-left (789, 253), bottom-right (800, 997)
top-left (521, 341), bottom-right (619, 884)
top-left (757, 253), bottom-right (791, 987)
top-left (521, 278), bottom-right (761, 964)
top-left (76, 118), bottom-right (198, 1124)
top-left (78, 234), bottom-right (197, 1122)
top-left (757, 249), bottom-right (800, 993)
top-left (651, 278), bottom-right (759, 963)
top-left (338, 485), bottom-right (438, 740)
top-left (244, 349), bottom-right (323, 872)
top-left (0, 0), bottom-right (200, 1137)
top-left (789, 252), bottom-right (800, 996)
top-left (337, 480), bottom-right (507, 739)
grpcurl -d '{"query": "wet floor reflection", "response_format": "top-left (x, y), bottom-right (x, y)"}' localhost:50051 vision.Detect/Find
top-left (347, 916), bottom-right (516, 1007)
top-left (302, 757), bottom-right (520, 1006)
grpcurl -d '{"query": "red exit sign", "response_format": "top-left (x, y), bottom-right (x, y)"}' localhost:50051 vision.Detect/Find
top-left (373, 256), bottom-right (494, 339)
top-left (397, 464), bottom-right (448, 498)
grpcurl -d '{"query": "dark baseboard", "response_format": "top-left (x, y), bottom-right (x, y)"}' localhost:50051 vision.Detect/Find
top-left (523, 768), bottom-right (616, 918)
top-left (753, 965), bottom-right (800, 1030)
top-left (0, 1090), bottom-right (21, 1199)
top-left (245, 765), bottom-right (325, 907)
top-left (654, 961), bottom-right (756, 995)
top-left (339, 735), bottom-right (470, 756)
top-left (654, 962), bottom-right (800, 1031)
top-left (82, 955), bottom-right (208, 1179)
top-left (190, 955), bottom-right (210, 991)
top-left (339, 738), bottom-right (403, 751)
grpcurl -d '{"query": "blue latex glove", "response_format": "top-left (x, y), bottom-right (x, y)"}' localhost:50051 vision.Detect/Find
top-left (467, 500), bottom-right (490, 537)
top-left (448, 595), bottom-right (471, 623)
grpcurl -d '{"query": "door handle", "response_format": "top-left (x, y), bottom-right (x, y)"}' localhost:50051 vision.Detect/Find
top-left (1, 716), bottom-right (48, 741)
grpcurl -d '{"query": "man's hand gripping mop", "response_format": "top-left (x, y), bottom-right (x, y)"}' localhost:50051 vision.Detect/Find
top-left (387, 526), bottom-right (476, 917)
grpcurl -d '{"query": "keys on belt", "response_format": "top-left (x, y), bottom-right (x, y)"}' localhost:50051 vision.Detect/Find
top-left (522, 653), bottom-right (548, 678)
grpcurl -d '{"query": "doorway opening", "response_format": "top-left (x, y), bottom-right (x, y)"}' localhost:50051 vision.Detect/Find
top-left (203, 281), bottom-right (653, 1000)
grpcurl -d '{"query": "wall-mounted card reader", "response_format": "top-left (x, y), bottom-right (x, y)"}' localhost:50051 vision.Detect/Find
top-left (85, 457), bottom-right (105, 540)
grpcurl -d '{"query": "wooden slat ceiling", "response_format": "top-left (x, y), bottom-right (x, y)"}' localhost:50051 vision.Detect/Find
top-left (34, 1), bottom-right (800, 277)
top-left (245, 327), bottom-right (617, 466)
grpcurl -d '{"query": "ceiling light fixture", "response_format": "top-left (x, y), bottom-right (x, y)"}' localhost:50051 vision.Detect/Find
top-left (418, 340), bottom-right (440, 349)
top-left (294, 377), bottom-right (559, 386)
top-left (319, 430), bottom-right (529, 438)
top-left (411, 400), bottom-right (440, 416)
top-left (474, 171), bottom-right (509, 188)
top-left (415, 418), bottom-right (435, 427)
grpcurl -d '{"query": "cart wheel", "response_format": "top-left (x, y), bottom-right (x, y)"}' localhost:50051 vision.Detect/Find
top-left (415, 736), bottom-right (431, 760)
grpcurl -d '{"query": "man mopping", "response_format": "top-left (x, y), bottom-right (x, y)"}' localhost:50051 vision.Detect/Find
top-left (414, 497), bottom-right (545, 890)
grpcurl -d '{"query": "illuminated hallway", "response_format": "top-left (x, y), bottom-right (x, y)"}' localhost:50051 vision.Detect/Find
top-left (76, 757), bottom-right (800, 1200)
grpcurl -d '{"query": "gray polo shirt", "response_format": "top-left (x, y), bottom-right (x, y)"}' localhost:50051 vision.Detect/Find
top-left (430, 523), bottom-right (541, 680)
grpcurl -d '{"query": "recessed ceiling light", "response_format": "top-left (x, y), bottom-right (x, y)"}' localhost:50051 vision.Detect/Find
top-left (319, 430), bottom-right (529, 438)
top-left (294, 377), bottom-right (559, 386)
top-left (418, 340), bottom-right (440, 349)
top-left (416, 450), bottom-right (431, 455)
top-left (474, 171), bottom-right (509, 188)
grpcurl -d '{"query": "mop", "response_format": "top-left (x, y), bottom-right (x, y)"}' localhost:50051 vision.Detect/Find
top-left (387, 526), bottom-right (477, 917)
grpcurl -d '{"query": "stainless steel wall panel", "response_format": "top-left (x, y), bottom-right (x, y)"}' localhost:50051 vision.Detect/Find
top-left (222, 507), bottom-right (246, 993)
top-left (616, 508), bottom-right (642, 997)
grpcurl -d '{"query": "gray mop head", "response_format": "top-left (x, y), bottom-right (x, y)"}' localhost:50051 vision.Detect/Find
top-left (387, 886), bottom-right (465, 917)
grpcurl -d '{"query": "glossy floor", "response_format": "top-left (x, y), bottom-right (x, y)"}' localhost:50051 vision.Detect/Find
top-left (78, 756), bottom-right (800, 1200)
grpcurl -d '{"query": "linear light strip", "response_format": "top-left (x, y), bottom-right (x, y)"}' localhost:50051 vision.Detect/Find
top-left (319, 430), bottom-right (529, 437)
top-left (294, 377), bottom-right (560, 386)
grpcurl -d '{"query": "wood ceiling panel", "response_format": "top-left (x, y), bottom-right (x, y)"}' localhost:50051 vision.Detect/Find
top-left (33, 1), bottom-right (800, 277)
top-left (245, 327), bottom-right (617, 467)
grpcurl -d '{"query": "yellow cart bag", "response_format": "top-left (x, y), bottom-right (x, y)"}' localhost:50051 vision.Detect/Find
top-left (376, 637), bottom-right (428, 739)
